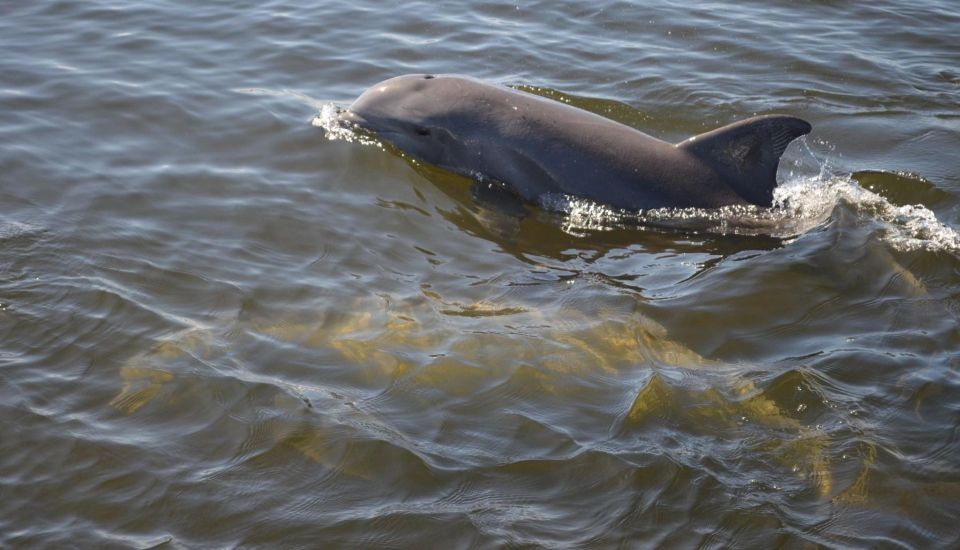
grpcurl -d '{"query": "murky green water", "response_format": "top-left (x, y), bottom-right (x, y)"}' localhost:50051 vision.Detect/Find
top-left (2, 1), bottom-right (959, 547)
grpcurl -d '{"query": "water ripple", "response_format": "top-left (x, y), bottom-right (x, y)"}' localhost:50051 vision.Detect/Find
top-left (3, 0), bottom-right (960, 547)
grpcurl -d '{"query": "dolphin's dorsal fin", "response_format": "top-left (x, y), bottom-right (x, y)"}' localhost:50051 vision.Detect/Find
top-left (678, 115), bottom-right (812, 206)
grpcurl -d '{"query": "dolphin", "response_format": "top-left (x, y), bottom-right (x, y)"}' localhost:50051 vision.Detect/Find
top-left (337, 74), bottom-right (812, 211)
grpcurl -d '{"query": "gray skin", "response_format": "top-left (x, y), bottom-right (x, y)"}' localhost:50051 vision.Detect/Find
top-left (339, 74), bottom-right (812, 210)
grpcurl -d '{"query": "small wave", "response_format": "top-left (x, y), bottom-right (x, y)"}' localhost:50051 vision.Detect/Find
top-left (311, 103), bottom-right (349, 137)
top-left (820, 176), bottom-right (960, 254)
top-left (233, 87), bottom-right (332, 110)
top-left (538, 181), bottom-right (831, 239)
top-left (311, 103), bottom-right (385, 148)
top-left (544, 175), bottom-right (959, 254)
top-left (0, 221), bottom-right (42, 241)
top-left (538, 194), bottom-right (627, 236)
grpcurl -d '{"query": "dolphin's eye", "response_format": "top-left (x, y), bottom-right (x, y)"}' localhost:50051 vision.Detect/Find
top-left (415, 126), bottom-right (431, 136)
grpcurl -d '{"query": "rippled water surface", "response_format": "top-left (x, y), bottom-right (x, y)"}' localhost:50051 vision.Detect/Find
top-left (3, 1), bottom-right (960, 547)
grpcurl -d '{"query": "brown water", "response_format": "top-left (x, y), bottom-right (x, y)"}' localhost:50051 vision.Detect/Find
top-left (2, 1), bottom-right (959, 548)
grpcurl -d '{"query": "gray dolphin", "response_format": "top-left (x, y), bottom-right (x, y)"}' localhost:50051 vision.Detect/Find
top-left (338, 74), bottom-right (812, 210)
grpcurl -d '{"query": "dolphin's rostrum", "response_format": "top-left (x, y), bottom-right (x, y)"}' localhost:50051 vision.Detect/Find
top-left (338, 74), bottom-right (812, 211)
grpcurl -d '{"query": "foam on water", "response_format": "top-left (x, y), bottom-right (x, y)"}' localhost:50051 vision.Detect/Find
top-left (312, 102), bottom-right (387, 149)
top-left (821, 176), bottom-right (960, 253)
top-left (548, 175), bottom-right (960, 253)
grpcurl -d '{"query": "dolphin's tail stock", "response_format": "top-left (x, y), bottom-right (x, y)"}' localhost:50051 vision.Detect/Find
top-left (678, 115), bottom-right (812, 206)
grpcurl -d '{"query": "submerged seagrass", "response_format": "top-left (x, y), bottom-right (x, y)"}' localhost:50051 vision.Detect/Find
top-left (339, 74), bottom-right (812, 210)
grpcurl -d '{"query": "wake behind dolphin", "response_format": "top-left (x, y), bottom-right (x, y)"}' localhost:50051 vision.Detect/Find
top-left (334, 74), bottom-right (811, 212)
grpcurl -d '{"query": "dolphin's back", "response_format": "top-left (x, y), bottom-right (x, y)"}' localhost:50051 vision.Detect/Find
top-left (434, 79), bottom-right (810, 209)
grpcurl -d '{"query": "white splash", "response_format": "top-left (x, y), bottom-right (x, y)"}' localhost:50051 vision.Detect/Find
top-left (543, 174), bottom-right (959, 254)
top-left (539, 193), bottom-right (626, 236)
top-left (541, 172), bottom-right (959, 254)
top-left (310, 103), bottom-right (348, 136)
top-left (311, 103), bottom-right (384, 147)
top-left (804, 176), bottom-right (960, 253)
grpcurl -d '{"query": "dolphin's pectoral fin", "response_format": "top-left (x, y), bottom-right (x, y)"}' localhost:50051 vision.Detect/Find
top-left (471, 180), bottom-right (529, 218)
top-left (679, 115), bottom-right (812, 206)
top-left (468, 181), bottom-right (525, 243)
top-left (489, 148), bottom-right (559, 204)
